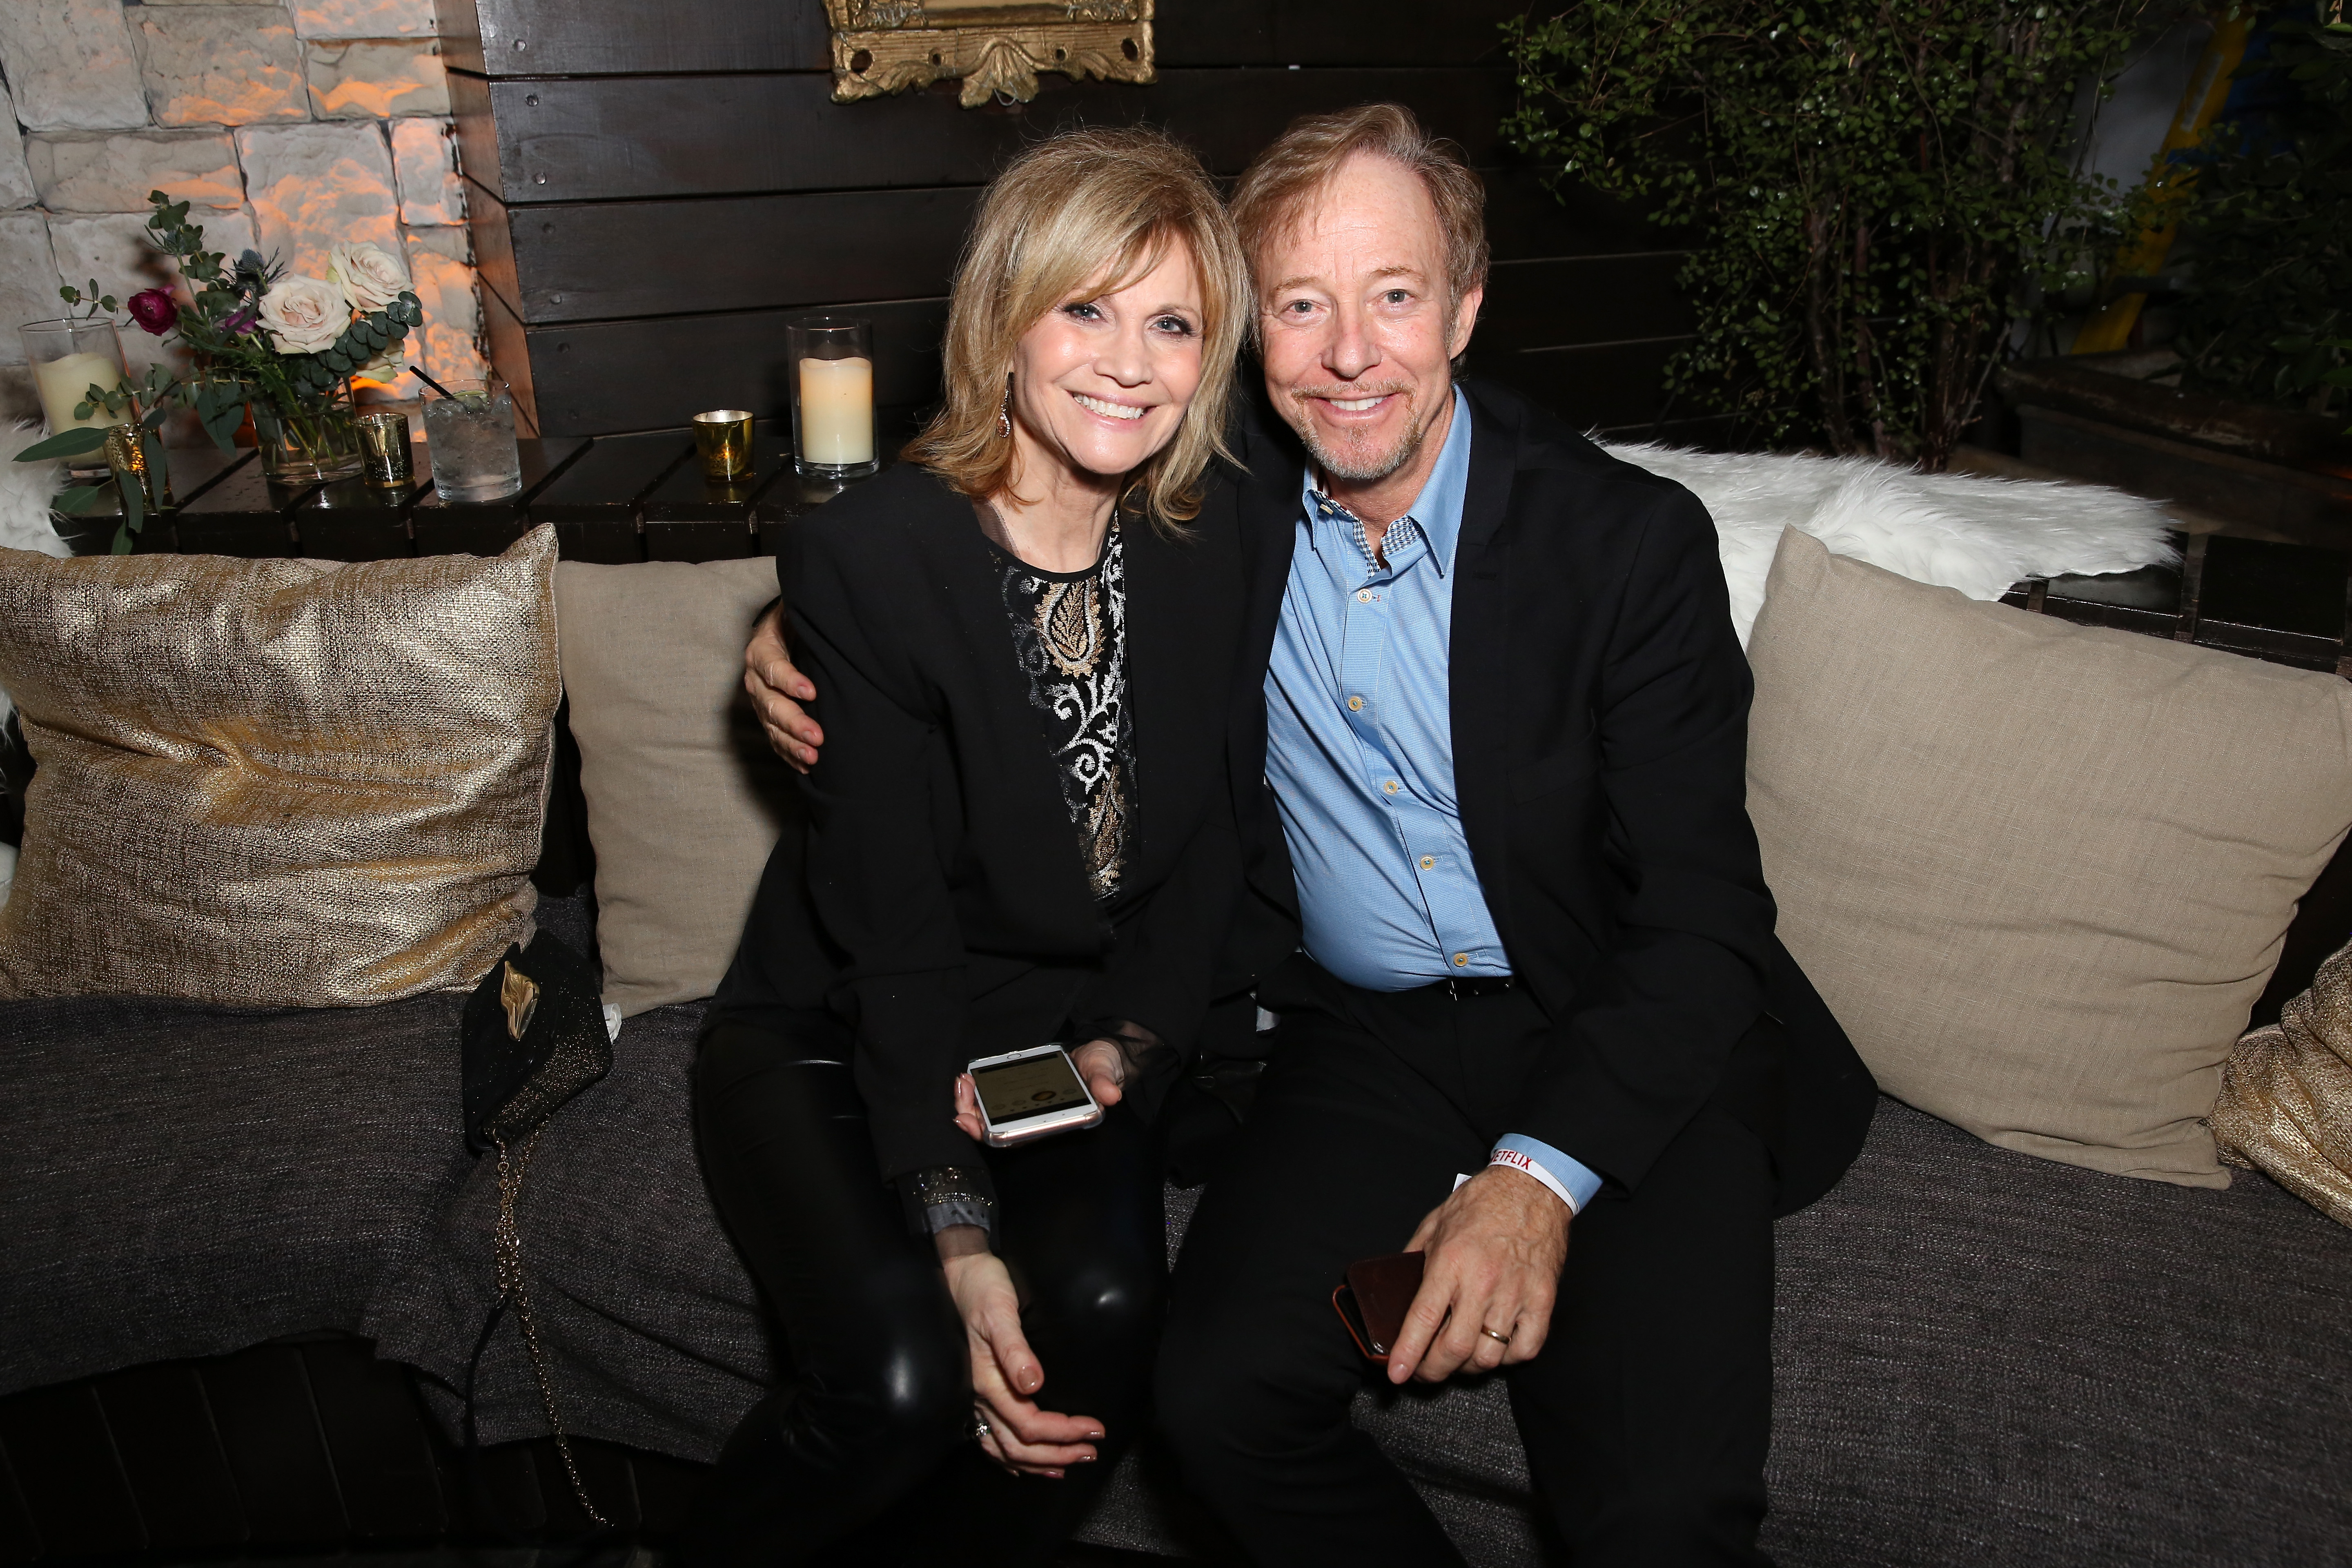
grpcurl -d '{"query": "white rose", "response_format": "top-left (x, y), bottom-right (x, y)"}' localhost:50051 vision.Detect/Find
top-left (257, 274), bottom-right (350, 356)
top-left (329, 242), bottom-right (409, 312)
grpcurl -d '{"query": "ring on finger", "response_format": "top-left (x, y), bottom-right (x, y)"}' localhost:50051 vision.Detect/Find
top-left (1481, 1326), bottom-right (1512, 1345)
top-left (972, 1408), bottom-right (993, 1441)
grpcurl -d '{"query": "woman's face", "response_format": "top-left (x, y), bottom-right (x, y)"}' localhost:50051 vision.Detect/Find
top-left (1006, 243), bottom-right (1206, 487)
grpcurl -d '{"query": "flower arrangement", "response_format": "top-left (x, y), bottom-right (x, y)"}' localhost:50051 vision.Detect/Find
top-left (15, 190), bottom-right (428, 549)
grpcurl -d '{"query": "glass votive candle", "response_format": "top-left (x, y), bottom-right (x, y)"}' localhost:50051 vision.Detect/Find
top-left (694, 409), bottom-right (755, 482)
top-left (21, 317), bottom-right (129, 479)
top-left (356, 411), bottom-right (414, 488)
top-left (788, 316), bottom-right (878, 480)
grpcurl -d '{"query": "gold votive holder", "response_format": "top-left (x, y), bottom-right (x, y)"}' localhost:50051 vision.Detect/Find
top-left (694, 409), bottom-right (755, 482)
top-left (356, 411), bottom-right (414, 488)
top-left (102, 423), bottom-right (172, 512)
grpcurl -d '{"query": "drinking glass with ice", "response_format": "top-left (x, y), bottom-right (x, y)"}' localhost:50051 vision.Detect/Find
top-left (421, 380), bottom-right (523, 501)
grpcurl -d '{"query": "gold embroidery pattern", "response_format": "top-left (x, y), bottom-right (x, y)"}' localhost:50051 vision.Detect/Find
top-left (1039, 576), bottom-right (1105, 678)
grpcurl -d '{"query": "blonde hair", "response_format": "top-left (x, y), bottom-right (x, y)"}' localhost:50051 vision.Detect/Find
top-left (1229, 104), bottom-right (1489, 328)
top-left (904, 127), bottom-right (1249, 530)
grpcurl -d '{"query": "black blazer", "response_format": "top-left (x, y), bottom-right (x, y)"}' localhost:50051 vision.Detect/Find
top-left (1215, 379), bottom-right (1877, 1216)
top-left (715, 462), bottom-right (1248, 1183)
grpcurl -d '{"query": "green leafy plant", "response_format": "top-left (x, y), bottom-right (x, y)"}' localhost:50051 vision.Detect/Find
top-left (1503, 0), bottom-right (2160, 469)
top-left (2171, 11), bottom-right (2352, 422)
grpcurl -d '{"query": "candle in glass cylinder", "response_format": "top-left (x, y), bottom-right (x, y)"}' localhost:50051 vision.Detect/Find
top-left (797, 356), bottom-right (874, 466)
top-left (34, 352), bottom-right (124, 433)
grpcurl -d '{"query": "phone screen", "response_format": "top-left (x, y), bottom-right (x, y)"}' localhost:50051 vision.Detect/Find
top-left (973, 1050), bottom-right (1090, 1125)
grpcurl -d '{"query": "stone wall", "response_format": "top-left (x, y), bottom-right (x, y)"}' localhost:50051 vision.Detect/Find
top-left (0, 0), bottom-right (488, 434)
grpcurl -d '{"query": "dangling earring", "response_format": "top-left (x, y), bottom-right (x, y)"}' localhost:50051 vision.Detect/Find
top-left (997, 381), bottom-right (1013, 440)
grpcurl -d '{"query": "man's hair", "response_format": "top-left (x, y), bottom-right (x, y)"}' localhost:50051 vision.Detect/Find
top-left (902, 125), bottom-right (1250, 531)
top-left (1228, 103), bottom-right (1490, 323)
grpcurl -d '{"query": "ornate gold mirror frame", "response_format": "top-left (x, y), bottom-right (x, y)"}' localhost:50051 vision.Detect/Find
top-left (825, 1), bottom-right (1155, 108)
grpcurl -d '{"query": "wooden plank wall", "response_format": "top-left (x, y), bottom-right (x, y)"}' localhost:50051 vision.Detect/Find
top-left (444, 0), bottom-right (1704, 443)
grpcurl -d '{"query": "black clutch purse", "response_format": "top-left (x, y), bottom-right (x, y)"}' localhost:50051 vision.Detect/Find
top-left (462, 929), bottom-right (610, 1154)
top-left (459, 929), bottom-right (614, 1528)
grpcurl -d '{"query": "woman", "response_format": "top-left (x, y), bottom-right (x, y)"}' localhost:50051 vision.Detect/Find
top-left (686, 128), bottom-right (1253, 1566)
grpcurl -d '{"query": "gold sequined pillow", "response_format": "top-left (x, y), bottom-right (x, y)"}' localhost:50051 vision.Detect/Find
top-left (2214, 940), bottom-right (2352, 1227)
top-left (0, 526), bottom-right (560, 1007)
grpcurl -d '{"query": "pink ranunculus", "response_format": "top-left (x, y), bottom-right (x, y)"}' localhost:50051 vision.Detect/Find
top-left (126, 288), bottom-right (179, 336)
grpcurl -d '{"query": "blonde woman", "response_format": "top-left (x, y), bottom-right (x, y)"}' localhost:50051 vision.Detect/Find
top-left (685, 128), bottom-right (1254, 1566)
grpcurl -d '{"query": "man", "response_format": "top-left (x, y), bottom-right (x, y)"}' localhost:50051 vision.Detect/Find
top-left (748, 106), bottom-right (1874, 1565)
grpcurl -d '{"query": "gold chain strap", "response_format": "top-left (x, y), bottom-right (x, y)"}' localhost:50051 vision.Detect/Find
top-left (492, 1129), bottom-right (611, 1530)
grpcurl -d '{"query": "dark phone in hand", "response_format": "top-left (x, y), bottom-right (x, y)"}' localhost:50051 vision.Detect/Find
top-left (1333, 1250), bottom-right (1426, 1359)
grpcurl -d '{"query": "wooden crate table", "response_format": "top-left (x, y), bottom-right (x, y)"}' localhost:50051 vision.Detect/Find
top-left (524, 430), bottom-right (693, 562)
top-left (411, 436), bottom-right (591, 557)
top-left (638, 420), bottom-right (799, 562)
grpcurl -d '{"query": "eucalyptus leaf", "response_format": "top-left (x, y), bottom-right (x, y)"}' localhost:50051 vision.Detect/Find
top-left (111, 524), bottom-right (132, 555)
top-left (141, 432), bottom-right (167, 506)
top-left (50, 484), bottom-right (105, 515)
top-left (119, 468), bottom-right (144, 533)
top-left (13, 428), bottom-right (109, 462)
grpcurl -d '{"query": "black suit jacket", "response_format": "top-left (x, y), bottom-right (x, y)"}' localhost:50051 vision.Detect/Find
top-left (714, 462), bottom-right (1247, 1183)
top-left (1215, 379), bottom-right (1876, 1215)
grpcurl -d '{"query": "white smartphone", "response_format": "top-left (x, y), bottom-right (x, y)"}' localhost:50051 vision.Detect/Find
top-left (968, 1043), bottom-right (1103, 1148)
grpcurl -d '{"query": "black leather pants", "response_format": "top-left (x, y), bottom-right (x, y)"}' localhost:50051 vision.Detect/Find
top-left (681, 1015), bottom-right (1165, 1568)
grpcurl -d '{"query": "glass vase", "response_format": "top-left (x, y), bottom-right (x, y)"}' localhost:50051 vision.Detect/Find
top-left (252, 381), bottom-right (365, 483)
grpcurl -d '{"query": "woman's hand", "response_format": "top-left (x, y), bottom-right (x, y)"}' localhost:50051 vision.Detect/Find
top-left (1069, 1038), bottom-right (1128, 1107)
top-left (941, 1250), bottom-right (1106, 1477)
top-left (951, 1040), bottom-right (1127, 1141)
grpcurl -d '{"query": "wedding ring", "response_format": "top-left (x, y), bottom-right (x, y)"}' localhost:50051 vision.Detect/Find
top-left (1481, 1327), bottom-right (1512, 1345)
top-left (973, 1409), bottom-right (993, 1441)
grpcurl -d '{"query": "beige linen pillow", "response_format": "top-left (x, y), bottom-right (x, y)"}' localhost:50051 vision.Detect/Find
top-left (1748, 528), bottom-right (2352, 1186)
top-left (0, 527), bottom-right (559, 1007)
top-left (554, 557), bottom-right (798, 1016)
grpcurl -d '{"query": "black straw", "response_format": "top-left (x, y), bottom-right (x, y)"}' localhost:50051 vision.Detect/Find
top-left (407, 364), bottom-right (459, 400)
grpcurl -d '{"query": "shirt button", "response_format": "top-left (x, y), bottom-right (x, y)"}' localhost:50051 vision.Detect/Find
top-left (1356, 589), bottom-right (1375, 603)
top-left (1383, 779), bottom-right (1401, 795)
top-left (1347, 695), bottom-right (1364, 712)
top-left (1419, 855), bottom-right (1436, 870)
top-left (1453, 953), bottom-right (1470, 968)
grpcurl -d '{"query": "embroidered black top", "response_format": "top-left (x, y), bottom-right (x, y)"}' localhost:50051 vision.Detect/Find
top-left (978, 504), bottom-right (1133, 902)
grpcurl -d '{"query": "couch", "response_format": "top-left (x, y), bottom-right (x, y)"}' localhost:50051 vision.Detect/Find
top-left (4, 515), bottom-right (2351, 1567)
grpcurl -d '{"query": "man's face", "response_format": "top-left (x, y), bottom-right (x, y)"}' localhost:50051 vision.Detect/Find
top-left (1255, 153), bottom-right (1482, 483)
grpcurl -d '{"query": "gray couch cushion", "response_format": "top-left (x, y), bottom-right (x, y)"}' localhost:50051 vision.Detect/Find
top-left (1763, 1097), bottom-right (2352, 1566)
top-left (0, 989), bottom-right (471, 1393)
top-left (372, 998), bottom-right (779, 1460)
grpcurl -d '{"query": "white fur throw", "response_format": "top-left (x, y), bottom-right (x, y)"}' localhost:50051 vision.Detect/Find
top-left (0, 423), bottom-right (68, 561)
top-left (1601, 443), bottom-right (2179, 646)
top-left (0, 424), bottom-right (65, 821)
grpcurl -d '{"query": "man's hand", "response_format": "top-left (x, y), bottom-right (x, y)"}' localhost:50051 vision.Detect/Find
top-left (941, 1250), bottom-right (1105, 1478)
top-left (1385, 1165), bottom-right (1572, 1385)
top-left (744, 602), bottom-right (823, 773)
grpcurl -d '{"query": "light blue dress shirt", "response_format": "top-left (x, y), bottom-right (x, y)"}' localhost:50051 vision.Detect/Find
top-left (1263, 390), bottom-right (1603, 1213)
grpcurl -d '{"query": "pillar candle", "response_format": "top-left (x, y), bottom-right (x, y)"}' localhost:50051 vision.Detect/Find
top-left (799, 355), bottom-right (874, 466)
top-left (34, 352), bottom-right (124, 434)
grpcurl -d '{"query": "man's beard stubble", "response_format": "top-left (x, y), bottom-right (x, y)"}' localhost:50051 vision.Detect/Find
top-left (1284, 380), bottom-right (1437, 484)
